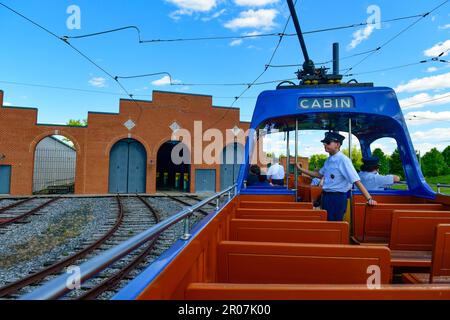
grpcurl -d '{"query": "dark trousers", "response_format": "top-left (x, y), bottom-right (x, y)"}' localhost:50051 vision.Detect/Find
top-left (321, 192), bottom-right (348, 221)
top-left (271, 179), bottom-right (284, 186)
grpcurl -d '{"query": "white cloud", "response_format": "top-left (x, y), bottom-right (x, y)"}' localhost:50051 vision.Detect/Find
top-left (439, 24), bottom-right (450, 30)
top-left (427, 67), bottom-right (438, 73)
top-left (395, 72), bottom-right (450, 93)
top-left (202, 8), bottom-right (226, 21)
top-left (224, 9), bottom-right (278, 31)
top-left (230, 39), bottom-right (243, 46)
top-left (151, 75), bottom-right (181, 86)
top-left (411, 127), bottom-right (450, 142)
top-left (347, 25), bottom-right (375, 50)
top-left (399, 91), bottom-right (450, 110)
top-left (424, 39), bottom-right (450, 57)
top-left (243, 30), bottom-right (263, 37)
top-left (88, 77), bottom-right (106, 88)
top-left (409, 128), bottom-right (450, 153)
top-left (234, 0), bottom-right (279, 6)
top-left (405, 110), bottom-right (450, 125)
top-left (166, 0), bottom-right (217, 18)
top-left (3, 101), bottom-right (12, 106)
top-left (413, 143), bottom-right (447, 154)
top-left (166, 0), bottom-right (217, 12)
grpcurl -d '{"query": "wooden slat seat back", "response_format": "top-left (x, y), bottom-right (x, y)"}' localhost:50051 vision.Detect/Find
top-left (297, 185), bottom-right (322, 203)
top-left (235, 208), bottom-right (327, 221)
top-left (230, 219), bottom-right (349, 244)
top-left (238, 195), bottom-right (295, 202)
top-left (185, 283), bottom-right (450, 300)
top-left (354, 203), bottom-right (445, 242)
top-left (217, 241), bottom-right (391, 284)
top-left (402, 224), bottom-right (450, 284)
top-left (431, 224), bottom-right (450, 281)
top-left (238, 201), bottom-right (313, 210)
top-left (389, 210), bottom-right (450, 251)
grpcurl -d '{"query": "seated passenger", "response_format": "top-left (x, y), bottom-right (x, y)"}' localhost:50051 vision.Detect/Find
top-left (358, 157), bottom-right (400, 190)
top-left (253, 173), bottom-right (271, 187)
top-left (247, 165), bottom-right (260, 186)
top-left (267, 157), bottom-right (285, 186)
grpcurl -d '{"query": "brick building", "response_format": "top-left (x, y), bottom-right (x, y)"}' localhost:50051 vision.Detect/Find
top-left (0, 89), bottom-right (251, 195)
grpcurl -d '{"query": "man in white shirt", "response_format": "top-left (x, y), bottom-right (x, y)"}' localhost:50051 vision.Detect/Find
top-left (359, 157), bottom-right (400, 190)
top-left (267, 157), bottom-right (285, 186)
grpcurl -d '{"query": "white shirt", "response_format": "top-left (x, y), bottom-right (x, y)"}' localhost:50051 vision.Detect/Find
top-left (267, 163), bottom-right (285, 180)
top-left (319, 151), bottom-right (360, 192)
top-left (359, 171), bottom-right (395, 191)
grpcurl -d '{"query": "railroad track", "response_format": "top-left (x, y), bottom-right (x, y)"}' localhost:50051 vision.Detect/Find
top-left (0, 197), bottom-right (35, 213)
top-left (0, 195), bottom-right (161, 299)
top-left (164, 194), bottom-right (217, 215)
top-left (72, 195), bottom-right (161, 300)
top-left (0, 194), bottom-right (215, 299)
top-left (0, 197), bottom-right (59, 228)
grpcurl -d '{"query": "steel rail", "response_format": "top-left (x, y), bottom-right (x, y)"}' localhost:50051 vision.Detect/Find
top-left (166, 194), bottom-right (210, 215)
top-left (0, 197), bottom-right (59, 227)
top-left (0, 196), bottom-right (124, 297)
top-left (76, 195), bottom-right (161, 300)
top-left (0, 197), bottom-right (35, 214)
top-left (20, 185), bottom-right (236, 300)
top-left (184, 194), bottom-right (217, 208)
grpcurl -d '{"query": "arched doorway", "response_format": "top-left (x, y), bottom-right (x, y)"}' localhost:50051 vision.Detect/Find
top-left (156, 141), bottom-right (190, 192)
top-left (220, 143), bottom-right (244, 191)
top-left (109, 139), bottom-right (147, 193)
top-left (33, 135), bottom-right (77, 194)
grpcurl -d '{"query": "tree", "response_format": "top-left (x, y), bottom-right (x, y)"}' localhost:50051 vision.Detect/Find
top-left (308, 154), bottom-right (328, 171)
top-left (342, 147), bottom-right (363, 171)
top-left (442, 145), bottom-right (450, 167)
top-left (372, 148), bottom-right (389, 175)
top-left (67, 119), bottom-right (87, 127)
top-left (389, 148), bottom-right (405, 179)
top-left (421, 148), bottom-right (449, 177)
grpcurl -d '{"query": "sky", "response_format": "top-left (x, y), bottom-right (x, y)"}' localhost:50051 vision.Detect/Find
top-left (0, 0), bottom-right (449, 157)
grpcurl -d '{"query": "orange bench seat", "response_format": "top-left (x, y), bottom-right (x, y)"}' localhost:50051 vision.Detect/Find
top-left (238, 201), bottom-right (313, 210)
top-left (235, 208), bottom-right (327, 220)
top-left (185, 283), bottom-right (450, 300)
top-left (218, 241), bottom-right (391, 284)
top-left (230, 219), bottom-right (349, 244)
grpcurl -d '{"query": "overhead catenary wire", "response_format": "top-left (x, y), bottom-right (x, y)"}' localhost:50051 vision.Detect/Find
top-left (0, 2), bottom-right (171, 125)
top-left (61, 12), bottom-right (427, 44)
top-left (401, 92), bottom-right (450, 109)
top-left (343, 0), bottom-right (449, 76)
top-left (0, 79), bottom-right (260, 101)
top-left (200, 0), bottom-right (298, 130)
top-left (3, 1), bottom-right (449, 127)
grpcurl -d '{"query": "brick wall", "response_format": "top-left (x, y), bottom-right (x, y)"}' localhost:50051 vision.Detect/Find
top-left (0, 90), bottom-right (252, 195)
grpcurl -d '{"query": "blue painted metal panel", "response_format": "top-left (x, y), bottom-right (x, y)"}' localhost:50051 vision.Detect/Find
top-left (195, 169), bottom-right (216, 193)
top-left (237, 86), bottom-right (436, 199)
top-left (127, 141), bottom-right (147, 193)
top-left (220, 143), bottom-right (243, 191)
top-left (0, 165), bottom-right (11, 194)
top-left (109, 141), bottom-right (129, 193)
top-left (109, 139), bottom-right (146, 193)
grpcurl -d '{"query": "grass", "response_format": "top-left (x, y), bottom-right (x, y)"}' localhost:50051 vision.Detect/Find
top-left (391, 174), bottom-right (450, 194)
top-left (426, 174), bottom-right (450, 194)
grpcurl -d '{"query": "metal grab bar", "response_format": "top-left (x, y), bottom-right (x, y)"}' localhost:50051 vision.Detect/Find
top-left (397, 181), bottom-right (450, 194)
top-left (21, 184), bottom-right (237, 300)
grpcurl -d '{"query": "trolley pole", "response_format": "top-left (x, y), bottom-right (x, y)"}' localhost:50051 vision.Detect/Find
top-left (349, 118), bottom-right (354, 240)
top-left (295, 119), bottom-right (299, 202)
top-left (286, 128), bottom-right (290, 189)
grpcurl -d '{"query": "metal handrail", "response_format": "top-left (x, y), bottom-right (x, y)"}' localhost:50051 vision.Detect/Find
top-left (395, 181), bottom-right (450, 194)
top-left (21, 184), bottom-right (237, 300)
